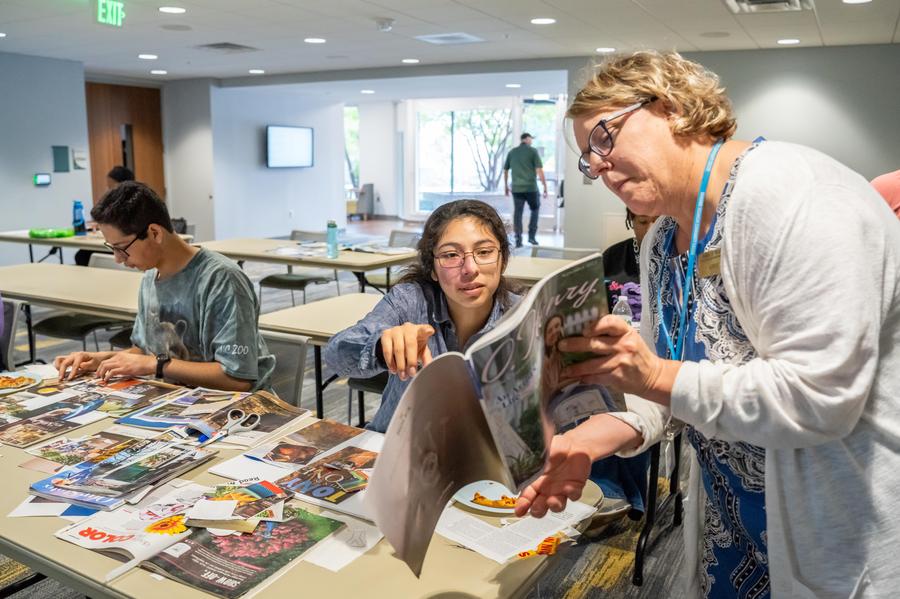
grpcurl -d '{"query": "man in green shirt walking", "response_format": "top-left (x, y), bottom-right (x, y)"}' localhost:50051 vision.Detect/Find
top-left (503, 133), bottom-right (548, 247)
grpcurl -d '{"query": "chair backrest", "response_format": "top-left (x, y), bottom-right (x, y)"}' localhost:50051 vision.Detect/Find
top-left (260, 331), bottom-right (310, 408)
top-left (1, 299), bottom-right (22, 371)
top-left (530, 246), bottom-right (599, 260)
top-left (171, 217), bottom-right (188, 235)
top-left (388, 229), bottom-right (421, 248)
top-left (290, 230), bottom-right (327, 242)
top-left (88, 253), bottom-right (129, 270)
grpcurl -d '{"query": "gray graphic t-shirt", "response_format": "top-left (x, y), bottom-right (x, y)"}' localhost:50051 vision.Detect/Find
top-left (131, 247), bottom-right (275, 391)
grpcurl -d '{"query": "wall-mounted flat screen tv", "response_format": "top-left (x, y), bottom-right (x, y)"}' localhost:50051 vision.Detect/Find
top-left (267, 125), bottom-right (314, 168)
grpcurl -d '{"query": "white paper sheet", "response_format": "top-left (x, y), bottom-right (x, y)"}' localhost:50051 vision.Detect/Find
top-left (8, 496), bottom-right (67, 518)
top-left (185, 499), bottom-right (238, 521)
top-left (301, 512), bottom-right (383, 572)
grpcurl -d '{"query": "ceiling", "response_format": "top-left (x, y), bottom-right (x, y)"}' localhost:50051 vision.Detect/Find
top-left (0, 0), bottom-right (897, 82)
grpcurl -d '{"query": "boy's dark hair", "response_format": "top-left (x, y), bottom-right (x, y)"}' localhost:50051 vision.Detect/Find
top-left (107, 166), bottom-right (135, 183)
top-left (91, 181), bottom-right (173, 235)
top-left (398, 199), bottom-right (515, 310)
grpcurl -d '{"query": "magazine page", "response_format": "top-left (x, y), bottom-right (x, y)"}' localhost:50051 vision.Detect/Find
top-left (194, 391), bottom-right (309, 447)
top-left (21, 431), bottom-right (134, 473)
top-left (54, 483), bottom-right (207, 563)
top-left (53, 439), bottom-right (217, 496)
top-left (464, 253), bottom-right (624, 488)
top-left (0, 395), bottom-right (107, 448)
top-left (366, 353), bottom-right (509, 577)
top-left (144, 505), bottom-right (344, 599)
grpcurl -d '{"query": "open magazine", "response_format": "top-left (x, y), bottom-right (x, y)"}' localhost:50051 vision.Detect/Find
top-left (55, 482), bottom-right (344, 597)
top-left (367, 253), bottom-right (622, 575)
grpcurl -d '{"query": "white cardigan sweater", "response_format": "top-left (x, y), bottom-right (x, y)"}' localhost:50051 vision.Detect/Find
top-left (610, 142), bottom-right (900, 598)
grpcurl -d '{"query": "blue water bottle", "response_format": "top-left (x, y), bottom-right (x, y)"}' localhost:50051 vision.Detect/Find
top-left (326, 220), bottom-right (339, 259)
top-left (72, 200), bottom-right (86, 235)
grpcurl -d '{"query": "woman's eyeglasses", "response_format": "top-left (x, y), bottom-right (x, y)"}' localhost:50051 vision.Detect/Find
top-left (435, 247), bottom-right (500, 268)
top-left (578, 97), bottom-right (656, 179)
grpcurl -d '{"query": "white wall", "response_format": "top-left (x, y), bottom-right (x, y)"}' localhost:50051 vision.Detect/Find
top-left (210, 87), bottom-right (345, 239)
top-left (161, 79), bottom-right (216, 241)
top-left (358, 102), bottom-right (398, 216)
top-left (563, 44), bottom-right (900, 248)
top-left (0, 52), bottom-right (92, 266)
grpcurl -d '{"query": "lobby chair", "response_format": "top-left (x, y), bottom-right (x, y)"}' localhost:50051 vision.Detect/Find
top-left (346, 371), bottom-right (388, 428)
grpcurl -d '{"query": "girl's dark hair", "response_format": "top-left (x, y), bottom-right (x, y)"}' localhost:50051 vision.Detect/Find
top-left (398, 199), bottom-right (515, 309)
top-left (625, 208), bottom-right (635, 230)
top-left (91, 181), bottom-right (173, 235)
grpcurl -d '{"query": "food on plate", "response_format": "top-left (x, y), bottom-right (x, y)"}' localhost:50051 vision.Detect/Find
top-left (0, 375), bottom-right (35, 390)
top-left (472, 491), bottom-right (517, 509)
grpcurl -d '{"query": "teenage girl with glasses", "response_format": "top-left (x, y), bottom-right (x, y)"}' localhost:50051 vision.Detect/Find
top-left (324, 199), bottom-right (521, 432)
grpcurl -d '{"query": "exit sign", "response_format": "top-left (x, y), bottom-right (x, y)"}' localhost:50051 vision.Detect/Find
top-left (96, 0), bottom-right (126, 27)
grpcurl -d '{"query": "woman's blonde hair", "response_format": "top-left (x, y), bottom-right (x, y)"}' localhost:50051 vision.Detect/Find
top-left (568, 50), bottom-right (736, 141)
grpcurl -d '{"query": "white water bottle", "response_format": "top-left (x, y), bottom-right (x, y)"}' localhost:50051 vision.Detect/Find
top-left (612, 295), bottom-right (633, 325)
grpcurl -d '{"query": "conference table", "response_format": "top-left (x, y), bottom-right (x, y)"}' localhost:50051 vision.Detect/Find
top-left (0, 230), bottom-right (192, 264)
top-left (258, 293), bottom-right (381, 419)
top-left (197, 238), bottom-right (417, 292)
top-left (0, 404), bottom-right (603, 599)
top-left (0, 263), bottom-right (141, 363)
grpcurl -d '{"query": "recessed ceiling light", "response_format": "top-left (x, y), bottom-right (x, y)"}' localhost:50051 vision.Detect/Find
top-left (401, 58), bottom-right (420, 64)
top-left (249, 69), bottom-right (265, 74)
top-left (531, 18), bottom-right (556, 25)
top-left (150, 70), bottom-right (168, 75)
top-left (533, 93), bottom-right (551, 101)
top-left (777, 38), bottom-right (800, 45)
top-left (158, 6), bottom-right (186, 14)
top-left (0, 33), bottom-right (7, 39)
top-left (505, 83), bottom-right (522, 88)
top-left (304, 37), bottom-right (326, 44)
top-left (138, 54), bottom-right (158, 60)
top-left (360, 89), bottom-right (375, 94)
top-left (595, 47), bottom-right (616, 53)
top-left (842, 0), bottom-right (872, 4)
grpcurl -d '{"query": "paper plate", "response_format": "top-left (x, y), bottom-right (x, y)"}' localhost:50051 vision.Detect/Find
top-left (0, 371), bottom-right (43, 396)
top-left (452, 480), bottom-right (518, 514)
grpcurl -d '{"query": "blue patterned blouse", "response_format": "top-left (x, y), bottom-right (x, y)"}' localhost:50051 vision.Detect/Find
top-left (648, 141), bottom-right (770, 599)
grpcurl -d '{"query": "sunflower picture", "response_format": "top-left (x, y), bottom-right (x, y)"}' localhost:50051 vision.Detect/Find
top-left (145, 515), bottom-right (187, 535)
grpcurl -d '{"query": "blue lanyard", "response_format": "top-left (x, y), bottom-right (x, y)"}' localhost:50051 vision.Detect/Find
top-left (656, 139), bottom-right (724, 361)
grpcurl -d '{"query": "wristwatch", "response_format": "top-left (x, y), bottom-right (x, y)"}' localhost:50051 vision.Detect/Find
top-left (156, 354), bottom-right (171, 379)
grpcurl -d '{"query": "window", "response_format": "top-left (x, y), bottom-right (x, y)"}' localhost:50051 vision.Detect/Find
top-left (343, 106), bottom-right (360, 194)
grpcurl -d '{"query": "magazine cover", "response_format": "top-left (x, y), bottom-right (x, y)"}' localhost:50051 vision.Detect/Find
top-left (145, 506), bottom-right (344, 598)
top-left (276, 447), bottom-right (377, 505)
top-left (62, 377), bottom-right (183, 417)
top-left (270, 419), bottom-right (362, 451)
top-left (202, 480), bottom-right (289, 519)
top-left (0, 397), bottom-right (107, 448)
top-left (116, 388), bottom-right (245, 430)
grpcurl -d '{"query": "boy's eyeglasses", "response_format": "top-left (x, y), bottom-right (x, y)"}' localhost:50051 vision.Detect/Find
top-left (103, 227), bottom-right (148, 258)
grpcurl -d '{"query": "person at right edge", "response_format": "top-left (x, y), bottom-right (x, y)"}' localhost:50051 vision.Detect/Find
top-left (516, 50), bottom-right (900, 599)
top-left (503, 132), bottom-right (548, 248)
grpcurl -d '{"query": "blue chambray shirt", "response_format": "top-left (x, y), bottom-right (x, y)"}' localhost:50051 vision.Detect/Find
top-left (323, 281), bottom-right (520, 432)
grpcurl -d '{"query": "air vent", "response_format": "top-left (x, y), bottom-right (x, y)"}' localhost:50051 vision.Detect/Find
top-left (722, 0), bottom-right (814, 13)
top-left (195, 42), bottom-right (259, 53)
top-left (415, 32), bottom-right (484, 45)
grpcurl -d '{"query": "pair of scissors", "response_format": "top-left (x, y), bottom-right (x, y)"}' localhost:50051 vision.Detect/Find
top-left (200, 409), bottom-right (261, 446)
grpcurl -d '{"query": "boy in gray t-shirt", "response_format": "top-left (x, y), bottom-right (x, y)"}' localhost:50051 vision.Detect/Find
top-left (54, 182), bottom-right (274, 392)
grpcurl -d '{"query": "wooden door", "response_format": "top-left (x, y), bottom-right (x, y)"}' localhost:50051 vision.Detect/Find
top-left (85, 83), bottom-right (165, 202)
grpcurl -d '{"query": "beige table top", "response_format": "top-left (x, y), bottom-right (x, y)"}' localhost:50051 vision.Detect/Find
top-left (199, 238), bottom-right (416, 272)
top-left (0, 263), bottom-right (140, 320)
top-left (258, 293), bottom-right (381, 344)
top-left (0, 229), bottom-right (192, 250)
top-left (0, 411), bottom-right (600, 599)
top-left (505, 256), bottom-right (575, 285)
